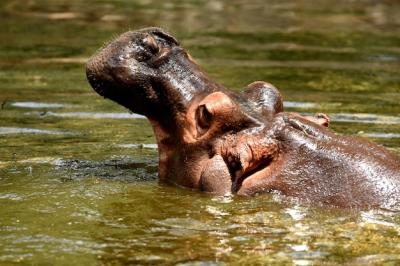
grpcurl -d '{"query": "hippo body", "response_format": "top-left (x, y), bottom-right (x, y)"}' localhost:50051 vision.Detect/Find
top-left (86, 28), bottom-right (400, 209)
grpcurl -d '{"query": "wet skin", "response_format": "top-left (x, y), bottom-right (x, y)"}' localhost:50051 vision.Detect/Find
top-left (86, 28), bottom-right (400, 209)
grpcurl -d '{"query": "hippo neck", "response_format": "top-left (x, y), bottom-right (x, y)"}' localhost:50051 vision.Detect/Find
top-left (148, 119), bottom-right (175, 182)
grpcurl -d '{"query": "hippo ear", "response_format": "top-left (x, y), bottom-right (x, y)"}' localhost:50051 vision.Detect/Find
top-left (195, 92), bottom-right (235, 135)
top-left (194, 92), bottom-right (257, 138)
top-left (241, 81), bottom-right (283, 120)
top-left (198, 92), bottom-right (235, 114)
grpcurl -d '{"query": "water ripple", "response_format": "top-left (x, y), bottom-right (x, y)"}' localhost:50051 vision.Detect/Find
top-left (0, 127), bottom-right (76, 135)
top-left (11, 102), bottom-right (67, 108)
top-left (0, 193), bottom-right (23, 201)
top-left (284, 101), bottom-right (316, 109)
top-left (360, 132), bottom-right (400, 139)
top-left (117, 143), bottom-right (158, 149)
top-left (330, 113), bottom-right (400, 125)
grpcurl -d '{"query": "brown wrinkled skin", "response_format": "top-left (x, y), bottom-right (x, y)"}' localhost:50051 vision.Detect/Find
top-left (86, 28), bottom-right (400, 209)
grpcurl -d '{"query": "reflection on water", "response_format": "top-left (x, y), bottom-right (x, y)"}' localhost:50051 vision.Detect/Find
top-left (0, 0), bottom-right (399, 265)
top-left (0, 126), bottom-right (76, 135)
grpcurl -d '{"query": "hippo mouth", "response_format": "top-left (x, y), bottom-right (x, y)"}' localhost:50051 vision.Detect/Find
top-left (199, 152), bottom-right (277, 196)
top-left (199, 130), bottom-right (280, 195)
top-left (233, 159), bottom-right (275, 193)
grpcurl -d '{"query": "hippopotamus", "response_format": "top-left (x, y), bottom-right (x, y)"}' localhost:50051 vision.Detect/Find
top-left (86, 27), bottom-right (400, 209)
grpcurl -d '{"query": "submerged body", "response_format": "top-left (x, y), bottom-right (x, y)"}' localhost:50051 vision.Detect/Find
top-left (86, 28), bottom-right (400, 209)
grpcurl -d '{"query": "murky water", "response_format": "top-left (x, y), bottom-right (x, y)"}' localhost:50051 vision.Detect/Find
top-left (1, 0), bottom-right (399, 265)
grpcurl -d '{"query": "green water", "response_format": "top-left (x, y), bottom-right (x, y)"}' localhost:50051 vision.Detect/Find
top-left (0, 0), bottom-right (399, 265)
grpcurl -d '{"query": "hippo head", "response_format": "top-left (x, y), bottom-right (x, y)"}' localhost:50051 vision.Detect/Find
top-left (86, 28), bottom-right (312, 195)
top-left (86, 28), bottom-right (400, 209)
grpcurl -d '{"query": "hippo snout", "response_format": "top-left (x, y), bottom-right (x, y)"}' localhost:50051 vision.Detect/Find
top-left (86, 28), bottom-right (176, 97)
top-left (86, 27), bottom-right (216, 121)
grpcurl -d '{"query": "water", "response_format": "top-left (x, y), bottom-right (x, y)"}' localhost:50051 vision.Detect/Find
top-left (0, 0), bottom-right (399, 265)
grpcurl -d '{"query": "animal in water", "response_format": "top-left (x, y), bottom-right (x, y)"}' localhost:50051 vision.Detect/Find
top-left (86, 27), bottom-right (400, 209)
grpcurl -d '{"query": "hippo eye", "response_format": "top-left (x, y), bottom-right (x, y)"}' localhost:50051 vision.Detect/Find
top-left (196, 104), bottom-right (212, 131)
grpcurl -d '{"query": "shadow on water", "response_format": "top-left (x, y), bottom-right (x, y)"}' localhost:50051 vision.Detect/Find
top-left (0, 0), bottom-right (399, 265)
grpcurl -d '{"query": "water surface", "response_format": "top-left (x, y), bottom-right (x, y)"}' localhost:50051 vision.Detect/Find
top-left (0, 0), bottom-right (399, 265)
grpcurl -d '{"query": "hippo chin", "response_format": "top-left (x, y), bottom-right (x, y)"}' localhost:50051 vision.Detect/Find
top-left (86, 27), bottom-right (400, 209)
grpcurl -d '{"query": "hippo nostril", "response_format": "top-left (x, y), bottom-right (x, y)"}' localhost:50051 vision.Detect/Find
top-left (148, 28), bottom-right (179, 46)
top-left (143, 34), bottom-right (159, 54)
